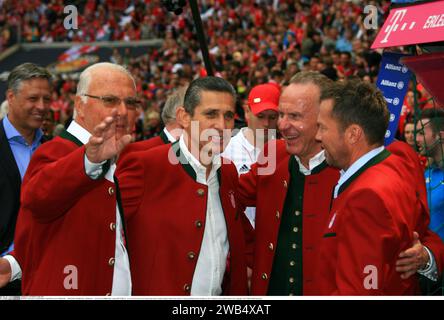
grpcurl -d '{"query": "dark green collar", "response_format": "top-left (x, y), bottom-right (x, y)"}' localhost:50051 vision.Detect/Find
top-left (311, 159), bottom-right (328, 174)
top-left (290, 156), bottom-right (328, 175)
top-left (171, 140), bottom-right (197, 181)
top-left (159, 129), bottom-right (170, 144)
top-left (59, 129), bottom-right (83, 147)
top-left (337, 149), bottom-right (391, 196)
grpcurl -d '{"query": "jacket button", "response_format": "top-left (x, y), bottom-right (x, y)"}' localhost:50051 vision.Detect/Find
top-left (195, 220), bottom-right (203, 228)
top-left (268, 243), bottom-right (274, 251)
top-left (197, 189), bottom-right (205, 196)
top-left (295, 210), bottom-right (301, 216)
top-left (275, 211), bottom-right (280, 219)
top-left (110, 223), bottom-right (116, 231)
top-left (188, 251), bottom-right (196, 260)
top-left (108, 257), bottom-right (115, 266)
top-left (183, 284), bottom-right (191, 292)
top-left (108, 187), bottom-right (114, 196)
top-left (293, 227), bottom-right (299, 233)
top-left (261, 273), bottom-right (268, 280)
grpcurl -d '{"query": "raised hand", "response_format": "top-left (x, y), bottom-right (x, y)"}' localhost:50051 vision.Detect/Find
top-left (85, 109), bottom-right (132, 163)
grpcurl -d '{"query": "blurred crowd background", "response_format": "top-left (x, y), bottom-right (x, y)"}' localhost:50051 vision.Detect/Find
top-left (0, 0), bottom-right (436, 142)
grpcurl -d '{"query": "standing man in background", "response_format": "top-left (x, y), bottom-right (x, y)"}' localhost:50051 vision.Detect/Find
top-left (416, 109), bottom-right (444, 241)
top-left (121, 86), bottom-right (186, 155)
top-left (223, 83), bottom-right (280, 227)
top-left (0, 63), bottom-right (52, 295)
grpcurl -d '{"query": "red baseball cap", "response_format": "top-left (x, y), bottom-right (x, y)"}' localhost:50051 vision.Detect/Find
top-left (247, 83), bottom-right (280, 115)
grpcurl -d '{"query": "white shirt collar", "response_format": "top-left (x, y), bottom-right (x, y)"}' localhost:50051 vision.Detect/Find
top-left (66, 120), bottom-right (91, 145)
top-left (178, 134), bottom-right (221, 184)
top-left (334, 145), bottom-right (385, 198)
top-left (163, 127), bottom-right (177, 143)
top-left (294, 149), bottom-right (326, 175)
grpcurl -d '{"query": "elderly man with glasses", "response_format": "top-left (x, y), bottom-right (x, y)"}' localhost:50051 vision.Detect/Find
top-left (1, 62), bottom-right (139, 296)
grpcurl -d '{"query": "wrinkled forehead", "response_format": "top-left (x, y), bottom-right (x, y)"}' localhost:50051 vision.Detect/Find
top-left (89, 69), bottom-right (136, 93)
top-left (278, 83), bottom-right (320, 113)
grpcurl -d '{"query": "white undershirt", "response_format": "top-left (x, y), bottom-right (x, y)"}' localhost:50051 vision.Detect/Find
top-left (179, 135), bottom-right (229, 296)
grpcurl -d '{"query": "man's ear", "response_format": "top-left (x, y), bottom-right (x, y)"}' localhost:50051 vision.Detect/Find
top-left (346, 124), bottom-right (363, 145)
top-left (176, 106), bottom-right (191, 129)
top-left (6, 89), bottom-right (15, 106)
top-left (74, 95), bottom-right (85, 120)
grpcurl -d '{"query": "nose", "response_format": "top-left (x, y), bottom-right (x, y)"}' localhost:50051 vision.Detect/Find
top-left (262, 117), bottom-right (270, 129)
top-left (315, 128), bottom-right (322, 142)
top-left (215, 114), bottom-right (227, 130)
top-left (117, 99), bottom-right (128, 116)
top-left (35, 97), bottom-right (47, 111)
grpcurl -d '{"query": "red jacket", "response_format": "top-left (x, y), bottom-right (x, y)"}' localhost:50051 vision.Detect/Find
top-left (119, 131), bottom-right (169, 160)
top-left (237, 140), bottom-right (339, 295)
top-left (14, 132), bottom-right (119, 295)
top-left (316, 146), bottom-right (433, 295)
top-left (117, 142), bottom-right (248, 295)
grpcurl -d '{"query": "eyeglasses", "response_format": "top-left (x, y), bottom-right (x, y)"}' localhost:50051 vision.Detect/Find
top-left (82, 94), bottom-right (142, 110)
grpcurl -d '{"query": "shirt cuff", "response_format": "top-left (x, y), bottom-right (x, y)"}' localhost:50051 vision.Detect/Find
top-left (84, 154), bottom-right (107, 180)
top-left (3, 255), bottom-right (22, 282)
top-left (418, 246), bottom-right (438, 281)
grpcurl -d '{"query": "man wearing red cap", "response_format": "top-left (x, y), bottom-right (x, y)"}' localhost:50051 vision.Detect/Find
top-left (222, 83), bottom-right (280, 227)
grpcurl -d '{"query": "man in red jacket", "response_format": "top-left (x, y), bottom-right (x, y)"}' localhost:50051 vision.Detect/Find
top-left (4, 62), bottom-right (137, 295)
top-left (314, 80), bottom-right (437, 294)
top-left (117, 76), bottom-right (248, 295)
top-left (237, 72), bottom-right (443, 296)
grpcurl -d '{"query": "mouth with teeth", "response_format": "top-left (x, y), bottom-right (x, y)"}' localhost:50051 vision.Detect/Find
top-left (283, 134), bottom-right (299, 145)
top-left (31, 113), bottom-right (44, 120)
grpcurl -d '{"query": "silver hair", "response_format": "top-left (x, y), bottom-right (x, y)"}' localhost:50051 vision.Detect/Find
top-left (76, 62), bottom-right (136, 103)
top-left (7, 63), bottom-right (52, 94)
top-left (161, 86), bottom-right (187, 125)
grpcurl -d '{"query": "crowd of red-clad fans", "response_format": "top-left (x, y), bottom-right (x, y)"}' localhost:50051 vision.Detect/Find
top-left (0, 0), bottom-right (435, 142)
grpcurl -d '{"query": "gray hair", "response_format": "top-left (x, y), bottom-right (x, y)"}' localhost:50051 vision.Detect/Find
top-left (76, 62), bottom-right (136, 103)
top-left (161, 86), bottom-right (187, 124)
top-left (289, 71), bottom-right (333, 99)
top-left (184, 76), bottom-right (236, 115)
top-left (7, 63), bottom-right (52, 94)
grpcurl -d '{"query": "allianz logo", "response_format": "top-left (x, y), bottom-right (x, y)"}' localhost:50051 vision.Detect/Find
top-left (385, 63), bottom-right (408, 73)
top-left (380, 79), bottom-right (405, 90)
top-left (384, 97), bottom-right (400, 106)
